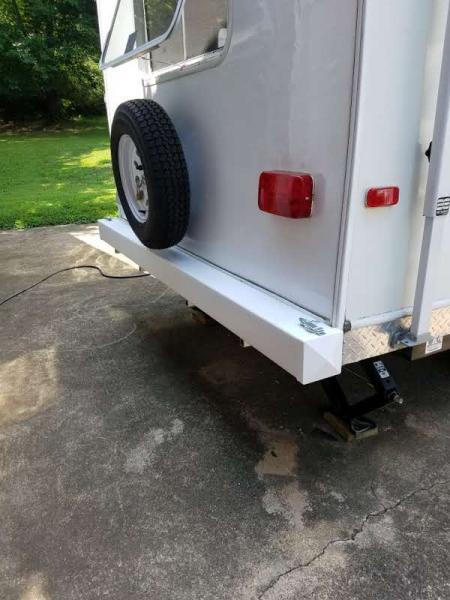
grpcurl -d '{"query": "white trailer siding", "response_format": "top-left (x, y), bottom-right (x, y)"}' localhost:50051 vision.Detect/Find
top-left (344, 0), bottom-right (450, 326)
top-left (151, 1), bottom-right (358, 321)
top-left (96, 0), bottom-right (145, 126)
top-left (99, 0), bottom-right (359, 321)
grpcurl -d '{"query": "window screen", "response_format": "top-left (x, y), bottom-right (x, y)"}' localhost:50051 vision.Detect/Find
top-left (151, 0), bottom-right (228, 71)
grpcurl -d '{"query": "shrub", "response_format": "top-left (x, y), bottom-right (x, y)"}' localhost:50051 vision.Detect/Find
top-left (0, 0), bottom-right (104, 122)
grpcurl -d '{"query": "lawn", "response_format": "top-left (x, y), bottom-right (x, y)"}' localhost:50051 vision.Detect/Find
top-left (0, 117), bottom-right (117, 229)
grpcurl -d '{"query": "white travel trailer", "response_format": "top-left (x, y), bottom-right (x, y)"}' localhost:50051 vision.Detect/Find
top-left (96, 0), bottom-right (450, 437)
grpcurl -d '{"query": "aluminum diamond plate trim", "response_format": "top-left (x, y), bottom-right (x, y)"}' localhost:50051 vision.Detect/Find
top-left (343, 305), bottom-right (450, 364)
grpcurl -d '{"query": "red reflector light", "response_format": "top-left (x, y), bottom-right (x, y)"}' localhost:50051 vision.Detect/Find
top-left (258, 171), bottom-right (314, 219)
top-left (366, 187), bottom-right (399, 208)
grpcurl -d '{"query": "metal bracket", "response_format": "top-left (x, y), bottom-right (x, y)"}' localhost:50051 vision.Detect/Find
top-left (321, 358), bottom-right (403, 441)
top-left (391, 328), bottom-right (431, 349)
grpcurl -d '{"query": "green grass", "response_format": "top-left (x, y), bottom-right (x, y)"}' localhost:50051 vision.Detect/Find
top-left (0, 116), bottom-right (117, 229)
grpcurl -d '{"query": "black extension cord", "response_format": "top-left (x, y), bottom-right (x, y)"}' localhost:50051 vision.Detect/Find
top-left (0, 265), bottom-right (150, 308)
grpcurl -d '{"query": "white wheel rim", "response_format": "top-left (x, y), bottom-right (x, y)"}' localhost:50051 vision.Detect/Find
top-left (118, 134), bottom-right (149, 223)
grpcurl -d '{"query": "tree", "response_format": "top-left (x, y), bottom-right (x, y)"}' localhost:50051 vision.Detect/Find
top-left (0, 0), bottom-right (104, 121)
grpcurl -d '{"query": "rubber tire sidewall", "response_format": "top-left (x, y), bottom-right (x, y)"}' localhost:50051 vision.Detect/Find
top-left (110, 101), bottom-right (190, 249)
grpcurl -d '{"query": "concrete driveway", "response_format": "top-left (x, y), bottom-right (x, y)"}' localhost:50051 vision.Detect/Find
top-left (0, 224), bottom-right (449, 600)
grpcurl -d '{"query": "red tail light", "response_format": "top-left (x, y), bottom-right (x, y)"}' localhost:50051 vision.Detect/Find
top-left (258, 171), bottom-right (314, 219)
top-left (366, 187), bottom-right (400, 208)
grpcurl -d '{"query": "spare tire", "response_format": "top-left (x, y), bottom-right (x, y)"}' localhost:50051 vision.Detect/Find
top-left (111, 99), bottom-right (190, 249)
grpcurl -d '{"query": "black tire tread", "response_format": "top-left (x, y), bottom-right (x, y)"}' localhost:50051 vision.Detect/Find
top-left (111, 99), bottom-right (190, 249)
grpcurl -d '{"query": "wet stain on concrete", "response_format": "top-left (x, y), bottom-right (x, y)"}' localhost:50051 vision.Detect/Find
top-left (255, 435), bottom-right (298, 479)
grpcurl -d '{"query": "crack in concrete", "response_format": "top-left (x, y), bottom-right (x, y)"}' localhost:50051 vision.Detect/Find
top-left (258, 478), bottom-right (450, 599)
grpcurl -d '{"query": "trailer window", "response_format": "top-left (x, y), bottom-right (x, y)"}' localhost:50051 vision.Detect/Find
top-left (151, 0), bottom-right (229, 71)
top-left (101, 0), bottom-right (229, 72)
top-left (102, 0), bottom-right (182, 68)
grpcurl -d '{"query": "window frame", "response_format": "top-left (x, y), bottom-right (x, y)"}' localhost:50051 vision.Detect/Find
top-left (148, 1), bottom-right (232, 84)
top-left (100, 0), bottom-right (186, 70)
top-left (100, 0), bottom-right (232, 81)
